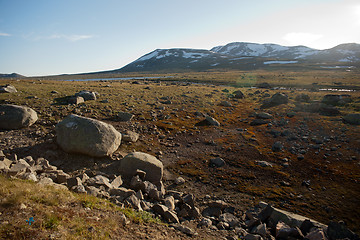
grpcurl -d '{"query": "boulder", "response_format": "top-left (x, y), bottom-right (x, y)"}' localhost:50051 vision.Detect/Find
top-left (75, 90), bottom-right (97, 101)
top-left (109, 187), bottom-right (135, 201)
top-left (219, 213), bottom-right (240, 228)
top-left (261, 202), bottom-right (326, 230)
top-left (261, 93), bottom-right (288, 108)
top-left (233, 90), bottom-right (245, 99)
top-left (256, 82), bottom-right (272, 89)
top-left (255, 112), bottom-right (273, 119)
top-left (0, 104), bottom-right (38, 130)
top-left (55, 114), bottom-right (121, 157)
top-left (343, 113), bottom-right (360, 125)
top-left (206, 116), bottom-right (221, 126)
top-left (322, 94), bottom-right (352, 106)
top-left (0, 84), bottom-right (17, 93)
top-left (117, 112), bottom-right (134, 122)
top-left (219, 101), bottom-right (232, 107)
top-left (68, 96), bottom-right (84, 105)
top-left (327, 221), bottom-right (358, 240)
top-left (121, 130), bottom-right (139, 142)
top-left (210, 157), bottom-right (225, 167)
top-left (118, 152), bottom-right (163, 185)
top-left (272, 141), bottom-right (283, 152)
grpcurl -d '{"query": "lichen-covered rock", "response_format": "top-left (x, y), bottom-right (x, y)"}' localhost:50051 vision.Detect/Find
top-left (0, 104), bottom-right (38, 130)
top-left (55, 114), bottom-right (121, 157)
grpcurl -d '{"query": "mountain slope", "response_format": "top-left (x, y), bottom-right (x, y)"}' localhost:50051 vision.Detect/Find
top-left (0, 73), bottom-right (25, 78)
top-left (116, 42), bottom-right (360, 72)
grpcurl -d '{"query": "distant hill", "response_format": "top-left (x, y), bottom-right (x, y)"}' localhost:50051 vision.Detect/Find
top-left (114, 42), bottom-right (360, 72)
top-left (0, 73), bottom-right (25, 78)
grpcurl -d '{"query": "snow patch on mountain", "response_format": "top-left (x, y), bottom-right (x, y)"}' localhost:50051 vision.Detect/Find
top-left (136, 50), bottom-right (160, 62)
top-left (182, 51), bottom-right (210, 58)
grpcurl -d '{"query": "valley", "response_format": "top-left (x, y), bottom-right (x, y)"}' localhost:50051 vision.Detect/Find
top-left (0, 68), bottom-right (359, 239)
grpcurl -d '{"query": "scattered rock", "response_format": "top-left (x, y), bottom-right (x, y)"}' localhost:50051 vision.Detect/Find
top-left (255, 112), bottom-right (273, 119)
top-left (117, 112), bottom-right (134, 122)
top-left (55, 114), bottom-right (122, 157)
top-left (272, 141), bottom-right (283, 152)
top-left (75, 90), bottom-right (97, 101)
top-left (206, 115), bottom-right (220, 126)
top-left (68, 96), bottom-right (84, 105)
top-left (219, 101), bottom-right (233, 107)
top-left (322, 94), bottom-right (352, 106)
top-left (121, 130), bottom-right (139, 142)
top-left (174, 176), bottom-right (185, 185)
top-left (256, 82), bottom-right (271, 89)
top-left (210, 157), bottom-right (225, 167)
top-left (256, 161), bottom-right (273, 168)
top-left (233, 90), bottom-right (245, 99)
top-left (261, 93), bottom-right (288, 108)
top-left (172, 224), bottom-right (197, 236)
top-left (0, 104), bottom-right (38, 130)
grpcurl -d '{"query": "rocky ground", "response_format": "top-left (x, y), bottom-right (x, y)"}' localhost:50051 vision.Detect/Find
top-left (0, 78), bottom-right (359, 239)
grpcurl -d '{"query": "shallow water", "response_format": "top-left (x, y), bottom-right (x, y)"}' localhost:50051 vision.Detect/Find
top-left (64, 76), bottom-right (174, 82)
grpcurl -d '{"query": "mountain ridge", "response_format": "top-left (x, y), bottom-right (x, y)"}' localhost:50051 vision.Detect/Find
top-left (116, 42), bottom-right (360, 72)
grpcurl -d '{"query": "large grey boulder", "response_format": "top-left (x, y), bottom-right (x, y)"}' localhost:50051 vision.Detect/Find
top-left (261, 93), bottom-right (288, 108)
top-left (0, 85), bottom-right (17, 93)
top-left (322, 94), bottom-right (352, 106)
top-left (55, 114), bottom-right (121, 157)
top-left (0, 104), bottom-right (38, 129)
top-left (118, 152), bottom-right (163, 185)
top-left (75, 90), bottom-right (97, 101)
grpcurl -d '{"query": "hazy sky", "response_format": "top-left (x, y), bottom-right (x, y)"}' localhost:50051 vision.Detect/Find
top-left (0, 0), bottom-right (359, 76)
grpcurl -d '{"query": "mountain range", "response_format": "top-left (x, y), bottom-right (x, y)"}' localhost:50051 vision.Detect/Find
top-left (116, 42), bottom-right (360, 72)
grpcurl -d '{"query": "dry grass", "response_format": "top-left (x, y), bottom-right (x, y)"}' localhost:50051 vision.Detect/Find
top-left (0, 175), bottom-right (161, 239)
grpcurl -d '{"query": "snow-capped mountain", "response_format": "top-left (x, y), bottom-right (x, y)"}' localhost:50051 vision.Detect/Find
top-left (116, 42), bottom-right (360, 72)
top-left (210, 42), bottom-right (319, 59)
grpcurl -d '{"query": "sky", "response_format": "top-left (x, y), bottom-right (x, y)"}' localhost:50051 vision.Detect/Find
top-left (0, 0), bottom-right (359, 76)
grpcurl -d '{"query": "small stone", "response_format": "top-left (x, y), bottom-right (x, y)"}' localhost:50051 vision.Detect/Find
top-left (174, 176), bottom-right (185, 185)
